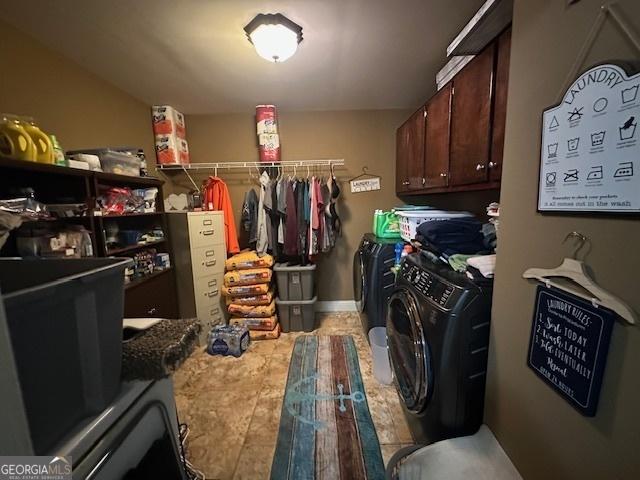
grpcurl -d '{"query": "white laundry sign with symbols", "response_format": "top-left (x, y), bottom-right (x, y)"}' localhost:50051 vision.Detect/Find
top-left (539, 63), bottom-right (640, 213)
top-left (350, 177), bottom-right (381, 193)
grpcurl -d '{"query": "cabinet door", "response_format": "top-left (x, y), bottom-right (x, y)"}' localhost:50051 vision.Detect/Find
top-left (424, 84), bottom-right (452, 189)
top-left (449, 45), bottom-right (495, 186)
top-left (124, 271), bottom-right (178, 318)
top-left (490, 28), bottom-right (511, 182)
top-left (396, 123), bottom-right (410, 193)
top-left (396, 107), bottom-right (426, 193)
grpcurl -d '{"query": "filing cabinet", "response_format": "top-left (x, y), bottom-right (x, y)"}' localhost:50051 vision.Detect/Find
top-left (167, 211), bottom-right (227, 341)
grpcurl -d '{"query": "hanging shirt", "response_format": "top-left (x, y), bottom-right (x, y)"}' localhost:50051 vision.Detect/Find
top-left (297, 180), bottom-right (307, 258)
top-left (241, 188), bottom-right (258, 245)
top-left (284, 180), bottom-right (298, 256)
top-left (256, 171), bottom-right (270, 256)
top-left (202, 176), bottom-right (240, 254)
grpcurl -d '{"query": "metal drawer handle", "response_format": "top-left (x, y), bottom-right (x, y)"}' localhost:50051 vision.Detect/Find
top-left (210, 308), bottom-right (220, 316)
top-left (207, 289), bottom-right (219, 298)
top-left (440, 172), bottom-right (448, 177)
top-left (202, 230), bottom-right (214, 236)
top-left (205, 260), bottom-right (216, 267)
top-left (488, 161), bottom-right (498, 169)
top-left (203, 219), bottom-right (213, 226)
top-left (205, 250), bottom-right (215, 257)
top-left (147, 307), bottom-right (157, 315)
top-left (402, 180), bottom-right (410, 186)
top-left (208, 279), bottom-right (218, 288)
top-left (476, 164), bottom-right (486, 171)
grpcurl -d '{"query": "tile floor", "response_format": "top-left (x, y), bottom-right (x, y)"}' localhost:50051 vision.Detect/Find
top-left (173, 312), bottom-right (414, 480)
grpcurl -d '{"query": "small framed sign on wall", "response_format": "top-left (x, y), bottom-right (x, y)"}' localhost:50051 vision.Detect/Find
top-left (527, 285), bottom-right (615, 416)
top-left (538, 63), bottom-right (640, 213)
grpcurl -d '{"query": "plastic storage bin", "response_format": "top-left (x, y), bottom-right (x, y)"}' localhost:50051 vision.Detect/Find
top-left (67, 148), bottom-right (141, 176)
top-left (276, 296), bottom-right (317, 332)
top-left (273, 263), bottom-right (316, 300)
top-left (0, 257), bottom-right (132, 454)
top-left (396, 210), bottom-right (475, 242)
top-left (369, 327), bottom-right (393, 385)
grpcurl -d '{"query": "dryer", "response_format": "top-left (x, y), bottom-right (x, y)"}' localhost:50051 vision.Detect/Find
top-left (353, 233), bottom-right (398, 336)
top-left (387, 253), bottom-right (493, 445)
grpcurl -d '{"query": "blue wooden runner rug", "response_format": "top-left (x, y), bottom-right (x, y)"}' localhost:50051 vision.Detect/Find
top-left (271, 335), bottom-right (385, 480)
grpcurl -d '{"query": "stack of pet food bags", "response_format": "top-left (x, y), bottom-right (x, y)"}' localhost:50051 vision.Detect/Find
top-left (223, 250), bottom-right (280, 340)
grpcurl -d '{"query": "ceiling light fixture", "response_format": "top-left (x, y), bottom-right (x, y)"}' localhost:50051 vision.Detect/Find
top-left (244, 13), bottom-right (303, 63)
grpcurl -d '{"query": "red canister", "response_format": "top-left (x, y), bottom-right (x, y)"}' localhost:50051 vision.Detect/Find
top-left (256, 105), bottom-right (278, 135)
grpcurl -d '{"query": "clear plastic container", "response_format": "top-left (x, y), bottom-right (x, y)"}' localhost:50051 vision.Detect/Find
top-left (369, 327), bottom-right (393, 385)
top-left (67, 149), bottom-right (141, 176)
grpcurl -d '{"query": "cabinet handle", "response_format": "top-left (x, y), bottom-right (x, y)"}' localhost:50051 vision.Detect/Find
top-left (205, 260), bottom-right (216, 267)
top-left (210, 308), bottom-right (220, 316)
top-left (402, 180), bottom-right (410, 186)
top-left (147, 307), bottom-right (157, 315)
top-left (207, 289), bottom-right (220, 298)
top-left (202, 230), bottom-right (214, 236)
top-left (205, 250), bottom-right (215, 257)
top-left (476, 164), bottom-right (486, 171)
top-left (203, 219), bottom-right (213, 226)
top-left (208, 279), bottom-right (218, 287)
top-left (489, 161), bottom-right (498, 169)
top-left (422, 177), bottom-right (426, 186)
top-left (440, 172), bottom-right (448, 177)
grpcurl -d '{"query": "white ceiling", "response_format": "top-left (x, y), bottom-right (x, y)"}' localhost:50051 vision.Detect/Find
top-left (0, 0), bottom-right (485, 113)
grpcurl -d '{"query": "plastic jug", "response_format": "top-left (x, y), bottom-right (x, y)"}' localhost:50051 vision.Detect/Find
top-left (0, 114), bottom-right (37, 161)
top-left (49, 135), bottom-right (66, 166)
top-left (373, 210), bottom-right (402, 239)
top-left (20, 118), bottom-right (54, 164)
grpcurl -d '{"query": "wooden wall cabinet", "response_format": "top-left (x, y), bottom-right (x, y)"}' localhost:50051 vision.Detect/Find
top-left (424, 83), bottom-right (452, 189)
top-left (396, 106), bottom-right (427, 192)
top-left (396, 28), bottom-right (511, 195)
top-left (449, 45), bottom-right (494, 186)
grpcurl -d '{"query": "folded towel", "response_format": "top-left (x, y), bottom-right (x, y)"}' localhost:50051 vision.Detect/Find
top-left (467, 254), bottom-right (496, 278)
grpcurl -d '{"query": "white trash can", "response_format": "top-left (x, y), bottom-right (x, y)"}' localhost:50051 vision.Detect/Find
top-left (369, 327), bottom-right (393, 385)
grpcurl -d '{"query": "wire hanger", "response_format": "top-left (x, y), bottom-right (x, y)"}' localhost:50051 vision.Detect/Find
top-left (348, 166), bottom-right (379, 182)
top-left (522, 231), bottom-right (636, 325)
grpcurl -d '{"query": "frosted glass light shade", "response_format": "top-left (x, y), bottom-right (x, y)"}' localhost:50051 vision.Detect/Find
top-left (244, 13), bottom-right (303, 63)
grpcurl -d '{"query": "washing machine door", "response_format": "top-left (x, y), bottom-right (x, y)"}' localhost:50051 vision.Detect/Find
top-left (387, 289), bottom-right (432, 414)
top-left (352, 242), bottom-right (368, 313)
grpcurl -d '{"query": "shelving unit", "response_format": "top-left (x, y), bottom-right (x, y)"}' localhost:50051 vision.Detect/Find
top-left (0, 155), bottom-right (177, 318)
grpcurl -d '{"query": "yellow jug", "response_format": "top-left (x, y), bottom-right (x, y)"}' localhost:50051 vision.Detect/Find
top-left (20, 117), bottom-right (54, 164)
top-left (0, 114), bottom-right (36, 161)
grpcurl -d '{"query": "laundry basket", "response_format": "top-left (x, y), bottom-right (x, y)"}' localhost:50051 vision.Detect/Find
top-left (369, 327), bottom-right (392, 385)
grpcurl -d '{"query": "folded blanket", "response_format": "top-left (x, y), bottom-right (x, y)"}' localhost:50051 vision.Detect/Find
top-left (121, 319), bottom-right (200, 381)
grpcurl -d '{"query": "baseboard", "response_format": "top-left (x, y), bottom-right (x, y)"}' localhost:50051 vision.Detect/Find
top-left (315, 300), bottom-right (358, 312)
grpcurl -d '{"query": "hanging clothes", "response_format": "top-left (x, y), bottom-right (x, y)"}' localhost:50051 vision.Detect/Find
top-left (296, 180), bottom-right (308, 259)
top-left (321, 180), bottom-right (334, 250)
top-left (327, 173), bottom-right (341, 236)
top-left (256, 171), bottom-right (269, 256)
top-left (241, 188), bottom-right (258, 246)
top-left (263, 178), bottom-right (276, 252)
top-left (276, 177), bottom-right (286, 245)
top-left (202, 176), bottom-right (240, 254)
top-left (284, 179), bottom-right (298, 256)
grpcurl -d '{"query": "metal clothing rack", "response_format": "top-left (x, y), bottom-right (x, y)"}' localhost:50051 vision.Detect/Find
top-left (157, 159), bottom-right (345, 191)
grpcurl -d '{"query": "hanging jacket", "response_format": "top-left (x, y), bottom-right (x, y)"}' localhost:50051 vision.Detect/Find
top-left (284, 180), bottom-right (298, 256)
top-left (256, 171), bottom-right (270, 256)
top-left (202, 176), bottom-right (240, 254)
top-left (241, 188), bottom-right (258, 245)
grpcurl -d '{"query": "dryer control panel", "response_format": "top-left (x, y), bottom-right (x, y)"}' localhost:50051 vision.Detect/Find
top-left (402, 262), bottom-right (456, 308)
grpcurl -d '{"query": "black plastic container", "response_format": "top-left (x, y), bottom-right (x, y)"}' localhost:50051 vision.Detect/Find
top-left (0, 257), bottom-right (132, 453)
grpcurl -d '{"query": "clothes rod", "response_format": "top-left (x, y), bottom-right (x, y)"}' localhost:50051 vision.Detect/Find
top-left (157, 159), bottom-right (345, 170)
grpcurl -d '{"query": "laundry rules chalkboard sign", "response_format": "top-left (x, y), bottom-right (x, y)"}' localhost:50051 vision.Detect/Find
top-left (527, 286), bottom-right (615, 416)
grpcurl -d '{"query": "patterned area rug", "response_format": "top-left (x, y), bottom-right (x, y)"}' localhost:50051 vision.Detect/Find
top-left (271, 335), bottom-right (385, 480)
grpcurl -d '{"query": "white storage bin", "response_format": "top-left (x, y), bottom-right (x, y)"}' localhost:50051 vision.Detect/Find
top-left (397, 210), bottom-right (474, 242)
